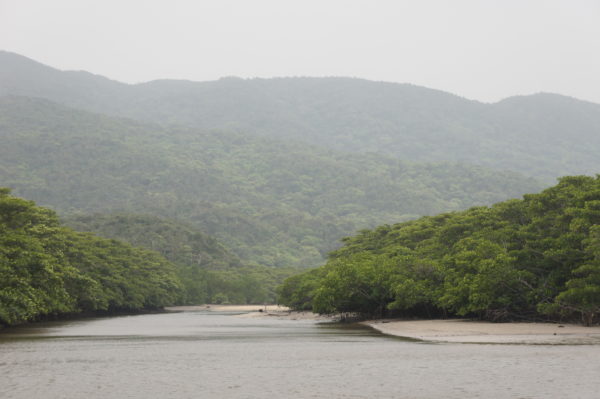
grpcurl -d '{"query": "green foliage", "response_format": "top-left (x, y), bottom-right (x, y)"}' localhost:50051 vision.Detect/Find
top-left (280, 176), bottom-right (600, 325)
top-left (312, 254), bottom-right (399, 317)
top-left (0, 96), bottom-right (542, 270)
top-left (438, 238), bottom-right (531, 319)
top-left (0, 189), bottom-right (182, 326)
top-left (276, 268), bottom-right (324, 311)
top-left (551, 226), bottom-right (600, 325)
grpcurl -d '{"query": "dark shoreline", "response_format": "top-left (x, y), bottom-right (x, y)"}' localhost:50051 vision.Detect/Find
top-left (0, 307), bottom-right (172, 331)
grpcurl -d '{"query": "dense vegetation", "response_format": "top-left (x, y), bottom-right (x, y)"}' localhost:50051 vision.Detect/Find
top-left (0, 96), bottom-right (541, 269)
top-left (0, 189), bottom-right (181, 326)
top-left (3, 52), bottom-right (600, 318)
top-left (0, 185), bottom-right (297, 327)
top-left (2, 51), bottom-right (600, 181)
top-left (279, 176), bottom-right (600, 326)
top-left (64, 213), bottom-right (298, 305)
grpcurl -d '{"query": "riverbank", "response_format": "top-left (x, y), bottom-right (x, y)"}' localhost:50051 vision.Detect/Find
top-left (0, 308), bottom-right (171, 331)
top-left (364, 319), bottom-right (600, 344)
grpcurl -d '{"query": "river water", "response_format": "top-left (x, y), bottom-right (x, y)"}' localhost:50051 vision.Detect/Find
top-left (1, 311), bottom-right (599, 399)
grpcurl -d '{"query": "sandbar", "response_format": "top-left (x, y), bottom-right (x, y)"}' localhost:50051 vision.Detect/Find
top-left (165, 304), bottom-right (289, 312)
top-left (165, 305), bottom-right (337, 320)
top-left (364, 319), bottom-right (600, 344)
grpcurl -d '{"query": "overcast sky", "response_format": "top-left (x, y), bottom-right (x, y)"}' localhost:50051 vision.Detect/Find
top-left (1, 0), bottom-right (599, 103)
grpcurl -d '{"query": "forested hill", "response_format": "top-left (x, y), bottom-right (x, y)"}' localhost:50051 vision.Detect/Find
top-left (0, 96), bottom-right (542, 269)
top-left (2, 51), bottom-right (600, 181)
top-left (63, 214), bottom-right (300, 305)
top-left (278, 176), bottom-right (600, 325)
top-left (63, 214), bottom-right (241, 270)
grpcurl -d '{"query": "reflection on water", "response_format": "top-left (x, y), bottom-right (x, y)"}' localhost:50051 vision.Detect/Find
top-left (1, 311), bottom-right (599, 398)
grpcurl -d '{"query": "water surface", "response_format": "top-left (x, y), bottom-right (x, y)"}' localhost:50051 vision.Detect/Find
top-left (1, 311), bottom-right (599, 398)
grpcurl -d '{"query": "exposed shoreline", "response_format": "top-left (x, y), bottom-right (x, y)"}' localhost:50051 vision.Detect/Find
top-left (163, 306), bottom-right (600, 344)
top-left (165, 304), bottom-right (338, 321)
top-left (363, 318), bottom-right (600, 344)
top-left (8, 304), bottom-right (600, 344)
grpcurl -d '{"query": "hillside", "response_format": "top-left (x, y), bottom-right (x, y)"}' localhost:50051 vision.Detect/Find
top-left (63, 213), bottom-right (297, 305)
top-left (0, 96), bottom-right (542, 268)
top-left (63, 213), bottom-right (241, 270)
top-left (2, 51), bottom-right (600, 181)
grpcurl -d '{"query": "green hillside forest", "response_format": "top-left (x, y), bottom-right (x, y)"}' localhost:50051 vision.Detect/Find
top-left (0, 95), bottom-right (542, 269)
top-left (278, 176), bottom-right (600, 326)
top-left (63, 213), bottom-right (299, 306)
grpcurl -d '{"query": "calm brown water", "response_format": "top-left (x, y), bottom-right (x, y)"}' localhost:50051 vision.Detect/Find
top-left (1, 311), bottom-right (599, 399)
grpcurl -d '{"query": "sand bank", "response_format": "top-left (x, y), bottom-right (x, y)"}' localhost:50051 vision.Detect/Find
top-left (364, 319), bottom-right (600, 344)
top-left (165, 304), bottom-right (289, 313)
top-left (236, 310), bottom-right (337, 321)
top-left (165, 305), bottom-right (336, 320)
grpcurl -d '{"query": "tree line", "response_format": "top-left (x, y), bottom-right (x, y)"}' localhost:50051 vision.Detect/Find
top-left (0, 189), bottom-right (290, 327)
top-left (0, 188), bottom-right (181, 326)
top-left (278, 176), bottom-right (600, 326)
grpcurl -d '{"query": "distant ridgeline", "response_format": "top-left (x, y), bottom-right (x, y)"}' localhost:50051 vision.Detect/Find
top-left (278, 176), bottom-right (600, 326)
top-left (0, 190), bottom-right (291, 326)
top-left (2, 51), bottom-right (600, 182)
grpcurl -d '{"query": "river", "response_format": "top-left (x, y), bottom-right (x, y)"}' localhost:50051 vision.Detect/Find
top-left (1, 310), bottom-right (599, 398)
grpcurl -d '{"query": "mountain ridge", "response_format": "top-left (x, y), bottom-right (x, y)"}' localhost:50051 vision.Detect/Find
top-left (2, 51), bottom-right (599, 182)
top-left (3, 50), bottom-right (596, 106)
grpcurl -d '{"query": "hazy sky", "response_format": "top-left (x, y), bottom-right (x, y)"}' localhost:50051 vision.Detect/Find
top-left (1, 0), bottom-right (599, 103)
